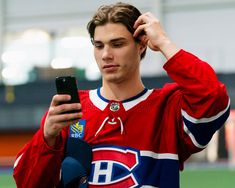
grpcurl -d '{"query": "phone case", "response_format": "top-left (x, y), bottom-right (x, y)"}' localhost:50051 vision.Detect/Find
top-left (55, 76), bottom-right (80, 103)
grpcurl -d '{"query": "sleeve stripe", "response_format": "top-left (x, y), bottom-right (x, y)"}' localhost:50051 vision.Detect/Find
top-left (183, 123), bottom-right (207, 149)
top-left (182, 99), bottom-right (230, 147)
top-left (181, 99), bottom-right (230, 123)
top-left (13, 153), bottom-right (24, 169)
top-left (140, 151), bottom-right (179, 160)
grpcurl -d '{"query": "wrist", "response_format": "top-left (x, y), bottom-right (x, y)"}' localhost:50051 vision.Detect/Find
top-left (44, 131), bottom-right (58, 148)
top-left (158, 38), bottom-right (180, 60)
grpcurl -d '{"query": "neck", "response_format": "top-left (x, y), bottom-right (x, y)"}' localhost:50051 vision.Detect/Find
top-left (101, 77), bottom-right (145, 101)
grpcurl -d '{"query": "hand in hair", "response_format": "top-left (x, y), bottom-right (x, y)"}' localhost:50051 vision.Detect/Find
top-left (133, 12), bottom-right (180, 59)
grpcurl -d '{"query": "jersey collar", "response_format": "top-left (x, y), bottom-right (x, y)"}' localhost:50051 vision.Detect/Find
top-left (89, 88), bottom-right (153, 111)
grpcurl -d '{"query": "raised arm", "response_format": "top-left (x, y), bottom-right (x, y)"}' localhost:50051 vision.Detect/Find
top-left (164, 50), bottom-right (230, 162)
top-left (134, 12), bottom-right (230, 163)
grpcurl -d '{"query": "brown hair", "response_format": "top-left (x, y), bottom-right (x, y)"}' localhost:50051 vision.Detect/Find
top-left (87, 2), bottom-right (146, 59)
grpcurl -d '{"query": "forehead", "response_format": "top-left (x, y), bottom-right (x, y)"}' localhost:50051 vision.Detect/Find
top-left (94, 23), bottom-right (133, 42)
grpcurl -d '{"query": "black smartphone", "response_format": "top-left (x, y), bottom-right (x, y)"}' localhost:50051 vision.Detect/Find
top-left (55, 76), bottom-right (80, 113)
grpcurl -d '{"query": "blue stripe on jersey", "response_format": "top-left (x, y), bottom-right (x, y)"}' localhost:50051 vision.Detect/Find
top-left (97, 88), bottom-right (109, 102)
top-left (122, 88), bottom-right (148, 103)
top-left (182, 105), bottom-right (230, 146)
top-left (97, 87), bottom-right (148, 103)
top-left (135, 157), bottom-right (180, 188)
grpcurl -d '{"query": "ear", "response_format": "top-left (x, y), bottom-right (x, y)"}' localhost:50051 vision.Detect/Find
top-left (138, 35), bottom-right (147, 55)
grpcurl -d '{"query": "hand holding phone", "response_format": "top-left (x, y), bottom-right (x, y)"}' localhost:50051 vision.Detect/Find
top-left (55, 76), bottom-right (80, 113)
top-left (43, 76), bottom-right (81, 147)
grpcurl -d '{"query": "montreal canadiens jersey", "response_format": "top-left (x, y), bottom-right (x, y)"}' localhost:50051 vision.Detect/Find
top-left (13, 50), bottom-right (230, 188)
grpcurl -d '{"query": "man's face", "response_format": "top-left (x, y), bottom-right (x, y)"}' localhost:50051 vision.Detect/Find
top-left (93, 23), bottom-right (143, 84)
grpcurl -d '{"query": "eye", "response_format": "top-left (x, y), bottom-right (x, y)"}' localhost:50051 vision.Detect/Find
top-left (112, 42), bottom-right (124, 48)
top-left (94, 42), bottom-right (104, 49)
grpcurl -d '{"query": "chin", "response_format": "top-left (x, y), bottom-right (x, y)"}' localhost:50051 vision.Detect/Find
top-left (105, 75), bottom-right (124, 84)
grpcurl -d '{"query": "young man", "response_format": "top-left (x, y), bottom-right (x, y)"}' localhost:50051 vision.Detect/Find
top-left (13, 2), bottom-right (230, 188)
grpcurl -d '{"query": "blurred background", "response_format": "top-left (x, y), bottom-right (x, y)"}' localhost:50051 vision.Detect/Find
top-left (0, 0), bottom-right (235, 187)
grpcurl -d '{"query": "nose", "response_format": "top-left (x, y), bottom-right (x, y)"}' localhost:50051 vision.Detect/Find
top-left (102, 46), bottom-right (113, 61)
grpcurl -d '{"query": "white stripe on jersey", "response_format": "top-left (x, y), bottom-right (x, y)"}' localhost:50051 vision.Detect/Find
top-left (183, 122), bottom-right (206, 149)
top-left (140, 151), bottom-right (178, 160)
top-left (89, 89), bottom-right (107, 110)
top-left (14, 153), bottom-right (23, 169)
top-left (123, 89), bottom-right (153, 111)
top-left (181, 99), bottom-right (230, 123)
top-left (181, 99), bottom-right (230, 148)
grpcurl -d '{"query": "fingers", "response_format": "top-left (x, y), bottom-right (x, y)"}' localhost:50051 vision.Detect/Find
top-left (50, 95), bottom-right (82, 121)
top-left (133, 12), bottom-right (151, 29)
top-left (47, 112), bottom-right (82, 129)
top-left (45, 94), bottom-right (82, 134)
top-left (134, 12), bottom-right (155, 28)
top-left (48, 106), bottom-right (82, 121)
top-left (50, 94), bottom-right (82, 114)
top-left (133, 15), bottom-right (148, 38)
top-left (133, 12), bottom-right (174, 53)
top-left (44, 105), bottom-right (82, 139)
top-left (133, 12), bottom-right (157, 41)
top-left (50, 94), bottom-right (71, 107)
top-left (133, 24), bottom-right (147, 38)
top-left (49, 102), bottom-right (82, 115)
top-left (48, 96), bottom-right (82, 124)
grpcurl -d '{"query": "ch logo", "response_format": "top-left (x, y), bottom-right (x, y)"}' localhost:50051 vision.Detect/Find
top-left (89, 147), bottom-right (139, 187)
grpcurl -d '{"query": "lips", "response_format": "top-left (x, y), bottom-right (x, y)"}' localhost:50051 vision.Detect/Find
top-left (103, 64), bottom-right (119, 72)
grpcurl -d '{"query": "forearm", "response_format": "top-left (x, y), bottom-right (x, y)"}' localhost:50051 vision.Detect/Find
top-left (163, 49), bottom-right (229, 114)
top-left (165, 50), bottom-right (230, 158)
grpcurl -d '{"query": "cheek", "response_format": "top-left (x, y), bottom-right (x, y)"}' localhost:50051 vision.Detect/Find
top-left (124, 47), bottom-right (140, 62)
top-left (94, 48), bottom-right (99, 59)
top-left (94, 49), bottom-right (102, 61)
top-left (94, 50), bottom-right (102, 69)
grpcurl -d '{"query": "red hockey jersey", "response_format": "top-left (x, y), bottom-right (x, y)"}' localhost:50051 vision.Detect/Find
top-left (13, 50), bottom-right (230, 188)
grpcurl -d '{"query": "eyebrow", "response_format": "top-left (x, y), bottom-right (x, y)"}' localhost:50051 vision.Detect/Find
top-left (93, 37), bottom-right (127, 43)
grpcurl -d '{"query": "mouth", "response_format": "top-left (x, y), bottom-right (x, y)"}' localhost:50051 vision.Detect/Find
top-left (103, 64), bottom-right (119, 72)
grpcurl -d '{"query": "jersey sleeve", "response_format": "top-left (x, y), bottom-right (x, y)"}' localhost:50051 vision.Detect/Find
top-left (163, 50), bottom-right (230, 164)
top-left (13, 112), bottom-right (68, 188)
